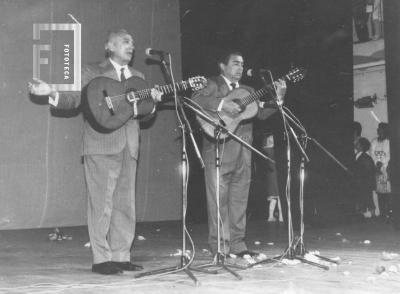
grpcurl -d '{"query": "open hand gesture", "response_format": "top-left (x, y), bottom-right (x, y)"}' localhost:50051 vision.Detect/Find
top-left (28, 78), bottom-right (54, 96)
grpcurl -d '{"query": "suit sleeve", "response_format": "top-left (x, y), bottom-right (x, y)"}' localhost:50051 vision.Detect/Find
top-left (52, 64), bottom-right (96, 110)
top-left (256, 88), bottom-right (278, 120)
top-left (242, 83), bottom-right (278, 120)
top-left (191, 78), bottom-right (222, 111)
top-left (257, 105), bottom-right (278, 120)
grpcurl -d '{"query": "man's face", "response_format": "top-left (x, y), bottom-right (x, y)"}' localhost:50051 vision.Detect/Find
top-left (355, 141), bottom-right (362, 153)
top-left (108, 33), bottom-right (135, 65)
top-left (377, 125), bottom-right (387, 138)
top-left (220, 54), bottom-right (244, 82)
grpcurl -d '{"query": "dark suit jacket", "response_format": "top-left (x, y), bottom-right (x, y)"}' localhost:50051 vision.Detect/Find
top-left (192, 75), bottom-right (276, 165)
top-left (54, 59), bottom-right (145, 158)
top-left (353, 152), bottom-right (376, 192)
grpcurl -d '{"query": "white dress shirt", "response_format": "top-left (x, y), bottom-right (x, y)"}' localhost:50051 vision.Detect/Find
top-left (109, 58), bottom-right (132, 81)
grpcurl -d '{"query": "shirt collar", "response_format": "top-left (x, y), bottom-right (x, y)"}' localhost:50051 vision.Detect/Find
top-left (220, 75), bottom-right (239, 90)
top-left (109, 58), bottom-right (128, 73)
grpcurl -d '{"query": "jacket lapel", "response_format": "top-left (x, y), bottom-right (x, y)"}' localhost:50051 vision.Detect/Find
top-left (216, 75), bottom-right (230, 96)
top-left (98, 59), bottom-right (119, 80)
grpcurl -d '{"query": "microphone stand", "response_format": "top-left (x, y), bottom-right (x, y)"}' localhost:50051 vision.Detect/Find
top-left (135, 54), bottom-right (204, 285)
top-left (283, 110), bottom-right (349, 263)
top-left (249, 74), bottom-right (297, 264)
top-left (248, 105), bottom-right (334, 269)
top-left (177, 100), bottom-right (205, 169)
top-left (181, 99), bottom-right (273, 280)
top-left (247, 73), bottom-right (337, 270)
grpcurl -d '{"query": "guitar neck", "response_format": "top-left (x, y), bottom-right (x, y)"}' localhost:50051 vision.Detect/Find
top-left (240, 75), bottom-right (288, 107)
top-left (135, 81), bottom-right (191, 101)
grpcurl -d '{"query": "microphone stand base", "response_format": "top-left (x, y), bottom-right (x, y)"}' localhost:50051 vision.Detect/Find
top-left (191, 252), bottom-right (244, 280)
top-left (135, 255), bottom-right (201, 286)
top-left (247, 244), bottom-right (338, 271)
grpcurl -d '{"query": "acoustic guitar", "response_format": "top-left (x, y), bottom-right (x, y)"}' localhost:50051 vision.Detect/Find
top-left (196, 67), bottom-right (306, 139)
top-left (85, 75), bottom-right (206, 132)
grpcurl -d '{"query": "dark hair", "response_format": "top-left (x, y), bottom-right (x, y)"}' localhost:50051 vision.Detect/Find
top-left (353, 121), bottom-right (362, 137)
top-left (358, 137), bottom-right (371, 152)
top-left (217, 49), bottom-right (243, 66)
top-left (378, 122), bottom-right (388, 129)
top-left (378, 123), bottom-right (389, 142)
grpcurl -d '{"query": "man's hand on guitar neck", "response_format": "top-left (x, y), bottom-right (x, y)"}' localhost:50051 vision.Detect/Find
top-left (28, 78), bottom-right (59, 106)
top-left (151, 86), bottom-right (163, 103)
top-left (273, 79), bottom-right (287, 105)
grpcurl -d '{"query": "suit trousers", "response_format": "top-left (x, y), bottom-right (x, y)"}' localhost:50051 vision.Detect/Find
top-left (204, 145), bottom-right (251, 255)
top-left (84, 146), bottom-right (137, 264)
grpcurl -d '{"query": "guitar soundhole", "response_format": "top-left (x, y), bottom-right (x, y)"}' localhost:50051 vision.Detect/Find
top-left (232, 99), bottom-right (245, 112)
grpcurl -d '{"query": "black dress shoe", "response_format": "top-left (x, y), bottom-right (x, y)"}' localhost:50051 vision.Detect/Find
top-left (112, 261), bottom-right (143, 271)
top-left (235, 250), bottom-right (259, 258)
top-left (92, 262), bottom-right (122, 275)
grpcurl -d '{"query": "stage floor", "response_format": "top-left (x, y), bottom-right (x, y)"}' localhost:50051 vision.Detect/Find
top-left (0, 219), bottom-right (399, 294)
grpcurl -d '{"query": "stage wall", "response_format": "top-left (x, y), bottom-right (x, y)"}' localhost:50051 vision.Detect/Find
top-left (0, 0), bottom-right (182, 229)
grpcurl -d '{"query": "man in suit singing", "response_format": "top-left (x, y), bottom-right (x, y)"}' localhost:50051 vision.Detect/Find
top-left (28, 29), bottom-right (162, 275)
top-left (192, 50), bottom-right (286, 259)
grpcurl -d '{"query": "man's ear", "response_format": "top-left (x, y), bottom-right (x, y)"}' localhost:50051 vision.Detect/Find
top-left (218, 62), bottom-right (224, 73)
top-left (105, 41), bottom-right (115, 53)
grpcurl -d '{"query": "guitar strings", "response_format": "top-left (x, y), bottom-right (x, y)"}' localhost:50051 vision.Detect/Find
top-left (106, 81), bottom-right (192, 101)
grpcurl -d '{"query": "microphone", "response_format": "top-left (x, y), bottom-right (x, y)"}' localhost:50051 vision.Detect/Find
top-left (245, 67), bottom-right (268, 77)
top-left (145, 48), bottom-right (169, 57)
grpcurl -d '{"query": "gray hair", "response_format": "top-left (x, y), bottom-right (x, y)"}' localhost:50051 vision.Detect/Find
top-left (104, 29), bottom-right (131, 57)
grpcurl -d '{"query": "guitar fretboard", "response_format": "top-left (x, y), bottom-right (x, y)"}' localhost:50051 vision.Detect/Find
top-left (130, 81), bottom-right (191, 101)
top-left (240, 87), bottom-right (272, 106)
top-left (239, 74), bottom-right (289, 107)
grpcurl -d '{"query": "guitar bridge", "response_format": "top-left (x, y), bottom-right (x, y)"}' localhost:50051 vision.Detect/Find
top-left (126, 91), bottom-right (139, 117)
top-left (126, 91), bottom-right (139, 103)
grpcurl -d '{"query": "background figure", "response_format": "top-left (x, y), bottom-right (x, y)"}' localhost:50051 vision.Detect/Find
top-left (260, 132), bottom-right (283, 223)
top-left (352, 0), bottom-right (370, 42)
top-left (371, 122), bottom-right (391, 217)
top-left (351, 121), bottom-right (363, 215)
top-left (372, 0), bottom-right (383, 40)
top-left (353, 121), bottom-right (362, 147)
top-left (353, 137), bottom-right (376, 218)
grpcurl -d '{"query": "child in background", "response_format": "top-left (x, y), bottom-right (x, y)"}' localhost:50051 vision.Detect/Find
top-left (371, 122), bottom-right (391, 217)
top-left (354, 137), bottom-right (376, 218)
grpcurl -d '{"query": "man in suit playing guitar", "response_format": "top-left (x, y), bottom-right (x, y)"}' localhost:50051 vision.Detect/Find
top-left (192, 50), bottom-right (287, 259)
top-left (28, 29), bottom-right (162, 275)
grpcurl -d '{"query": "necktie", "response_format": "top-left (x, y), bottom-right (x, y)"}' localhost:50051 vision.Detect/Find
top-left (120, 68), bottom-right (126, 82)
top-left (230, 82), bottom-right (236, 89)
